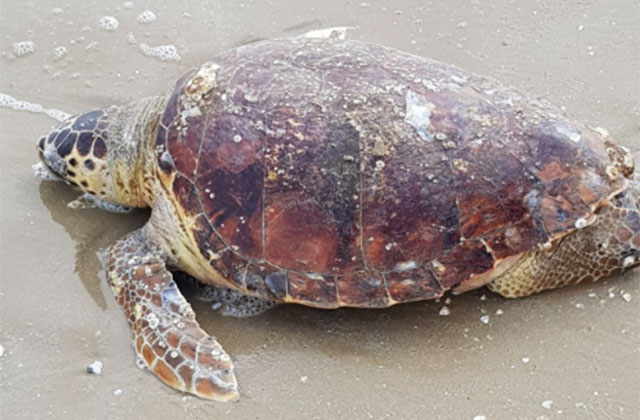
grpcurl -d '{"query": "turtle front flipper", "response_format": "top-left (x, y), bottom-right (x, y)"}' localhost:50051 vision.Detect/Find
top-left (106, 228), bottom-right (238, 401)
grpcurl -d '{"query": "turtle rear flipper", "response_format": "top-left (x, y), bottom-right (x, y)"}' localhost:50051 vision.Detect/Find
top-left (488, 200), bottom-right (640, 298)
top-left (106, 229), bottom-right (238, 401)
top-left (185, 276), bottom-right (278, 317)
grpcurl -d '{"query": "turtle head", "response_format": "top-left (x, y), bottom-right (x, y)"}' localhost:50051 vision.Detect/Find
top-left (36, 109), bottom-right (117, 200)
top-left (37, 96), bottom-right (166, 208)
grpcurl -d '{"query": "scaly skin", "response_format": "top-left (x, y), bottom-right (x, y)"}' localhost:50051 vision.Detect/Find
top-left (106, 228), bottom-right (238, 401)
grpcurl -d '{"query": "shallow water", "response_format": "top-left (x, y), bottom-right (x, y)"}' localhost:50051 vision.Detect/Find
top-left (1, 1), bottom-right (639, 419)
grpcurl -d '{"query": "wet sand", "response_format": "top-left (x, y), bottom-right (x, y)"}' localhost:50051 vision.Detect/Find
top-left (1, 1), bottom-right (638, 419)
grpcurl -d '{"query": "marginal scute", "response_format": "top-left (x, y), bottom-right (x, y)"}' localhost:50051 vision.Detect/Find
top-left (336, 270), bottom-right (389, 307)
top-left (436, 240), bottom-right (495, 288)
top-left (264, 270), bottom-right (288, 299)
top-left (386, 265), bottom-right (443, 302)
top-left (486, 217), bottom-right (548, 260)
top-left (287, 272), bottom-right (338, 307)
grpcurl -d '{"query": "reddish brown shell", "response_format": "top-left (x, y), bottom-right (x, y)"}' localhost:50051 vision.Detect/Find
top-left (155, 38), bottom-right (627, 307)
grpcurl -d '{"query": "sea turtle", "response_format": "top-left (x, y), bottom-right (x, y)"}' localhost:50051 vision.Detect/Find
top-left (34, 37), bottom-right (639, 401)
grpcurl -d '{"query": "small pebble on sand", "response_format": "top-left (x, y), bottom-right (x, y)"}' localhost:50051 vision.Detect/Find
top-left (300, 376), bottom-right (308, 383)
top-left (521, 357), bottom-right (530, 364)
top-left (621, 292), bottom-right (631, 302)
top-left (480, 315), bottom-right (490, 324)
top-left (113, 389), bottom-right (123, 396)
top-left (473, 416), bottom-right (486, 420)
top-left (0, 344), bottom-right (4, 358)
top-left (87, 360), bottom-right (103, 374)
top-left (495, 309), bottom-right (504, 315)
top-left (439, 306), bottom-right (450, 316)
top-left (542, 400), bottom-right (553, 409)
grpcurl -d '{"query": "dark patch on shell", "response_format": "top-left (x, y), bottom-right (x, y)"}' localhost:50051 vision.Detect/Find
top-left (197, 163), bottom-right (263, 259)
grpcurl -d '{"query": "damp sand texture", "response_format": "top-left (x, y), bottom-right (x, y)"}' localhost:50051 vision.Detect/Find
top-left (1, 1), bottom-right (639, 419)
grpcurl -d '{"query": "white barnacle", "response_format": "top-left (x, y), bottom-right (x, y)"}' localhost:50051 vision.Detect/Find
top-left (219, 354), bottom-right (230, 362)
top-left (523, 189), bottom-right (540, 209)
top-left (432, 260), bottom-right (446, 273)
top-left (144, 266), bottom-right (152, 276)
top-left (375, 160), bottom-right (385, 170)
top-left (574, 217), bottom-right (589, 229)
top-left (622, 255), bottom-right (636, 268)
top-left (146, 313), bottom-right (159, 329)
top-left (186, 61), bottom-right (220, 99)
top-left (434, 132), bottom-right (447, 141)
top-left (421, 79), bottom-right (441, 92)
top-left (605, 164), bottom-right (618, 181)
top-left (404, 89), bottom-right (435, 141)
top-left (452, 159), bottom-right (468, 172)
top-left (176, 322), bottom-right (185, 329)
top-left (450, 74), bottom-right (468, 85)
top-left (179, 303), bottom-right (192, 317)
top-left (211, 347), bottom-right (221, 357)
top-left (233, 134), bottom-right (242, 143)
top-left (556, 124), bottom-right (581, 143)
top-left (181, 106), bottom-right (202, 118)
top-left (170, 351), bottom-right (178, 358)
top-left (393, 260), bottom-right (417, 272)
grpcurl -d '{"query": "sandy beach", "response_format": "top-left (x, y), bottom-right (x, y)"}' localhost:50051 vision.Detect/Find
top-left (1, 0), bottom-right (638, 418)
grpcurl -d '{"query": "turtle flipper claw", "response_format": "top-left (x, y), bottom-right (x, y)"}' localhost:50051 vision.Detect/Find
top-left (106, 229), bottom-right (239, 401)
